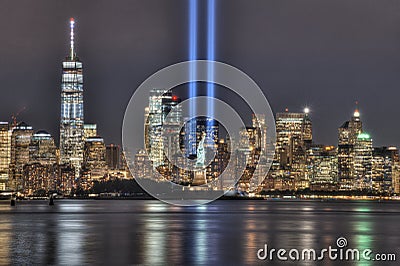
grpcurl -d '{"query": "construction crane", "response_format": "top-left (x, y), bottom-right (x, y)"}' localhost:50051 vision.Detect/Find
top-left (11, 107), bottom-right (26, 128)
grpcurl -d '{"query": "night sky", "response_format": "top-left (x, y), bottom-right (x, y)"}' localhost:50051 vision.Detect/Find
top-left (1, 0), bottom-right (400, 148)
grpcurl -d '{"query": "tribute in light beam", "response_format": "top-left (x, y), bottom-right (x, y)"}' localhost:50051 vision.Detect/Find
top-left (207, 0), bottom-right (216, 134)
top-left (188, 0), bottom-right (198, 156)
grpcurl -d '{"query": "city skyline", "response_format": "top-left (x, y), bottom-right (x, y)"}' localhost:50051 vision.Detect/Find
top-left (0, 1), bottom-right (400, 148)
top-left (0, 14), bottom-right (398, 196)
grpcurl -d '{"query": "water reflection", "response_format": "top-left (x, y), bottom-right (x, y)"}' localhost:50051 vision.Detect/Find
top-left (0, 200), bottom-right (398, 265)
top-left (57, 219), bottom-right (86, 265)
top-left (353, 216), bottom-right (373, 266)
top-left (144, 218), bottom-right (167, 265)
top-left (0, 214), bottom-right (11, 265)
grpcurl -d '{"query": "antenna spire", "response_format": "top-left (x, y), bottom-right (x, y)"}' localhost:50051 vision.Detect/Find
top-left (354, 101), bottom-right (360, 118)
top-left (70, 18), bottom-right (75, 60)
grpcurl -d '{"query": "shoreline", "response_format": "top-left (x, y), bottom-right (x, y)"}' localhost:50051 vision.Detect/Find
top-left (2, 195), bottom-right (400, 202)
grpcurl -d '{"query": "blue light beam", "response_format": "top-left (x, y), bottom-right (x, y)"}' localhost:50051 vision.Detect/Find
top-left (207, 0), bottom-right (216, 134)
top-left (189, 0), bottom-right (198, 155)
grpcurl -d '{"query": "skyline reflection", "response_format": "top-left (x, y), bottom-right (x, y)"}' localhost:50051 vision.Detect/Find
top-left (0, 200), bottom-right (398, 265)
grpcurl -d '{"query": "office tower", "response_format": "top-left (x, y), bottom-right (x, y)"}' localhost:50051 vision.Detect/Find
top-left (23, 163), bottom-right (55, 196)
top-left (272, 109), bottom-right (312, 190)
top-left (106, 144), bottom-right (121, 170)
top-left (307, 145), bottom-right (338, 191)
top-left (134, 149), bottom-right (153, 179)
top-left (213, 139), bottom-right (230, 189)
top-left (54, 163), bottom-right (75, 195)
top-left (84, 124), bottom-right (97, 139)
top-left (249, 114), bottom-right (272, 193)
top-left (338, 108), bottom-right (362, 145)
top-left (0, 122), bottom-right (11, 190)
top-left (237, 126), bottom-right (262, 192)
top-left (59, 18), bottom-right (84, 178)
top-left (23, 130), bottom-right (57, 194)
top-left (162, 93), bottom-right (183, 182)
top-left (9, 122), bottom-right (33, 191)
top-left (146, 89), bottom-right (169, 167)
top-left (353, 133), bottom-right (373, 190)
top-left (372, 146), bottom-right (399, 193)
top-left (338, 108), bottom-right (363, 190)
top-left (146, 89), bottom-right (182, 170)
top-left (29, 130), bottom-right (57, 165)
top-left (83, 137), bottom-right (107, 179)
top-left (393, 162), bottom-right (400, 194)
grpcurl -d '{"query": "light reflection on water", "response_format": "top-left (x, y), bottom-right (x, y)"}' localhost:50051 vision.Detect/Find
top-left (0, 200), bottom-right (399, 265)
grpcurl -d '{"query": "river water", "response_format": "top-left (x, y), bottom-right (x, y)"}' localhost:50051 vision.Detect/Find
top-left (0, 199), bottom-right (399, 265)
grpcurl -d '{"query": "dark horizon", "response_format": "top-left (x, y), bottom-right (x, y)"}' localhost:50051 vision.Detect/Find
top-left (1, 0), bottom-right (400, 148)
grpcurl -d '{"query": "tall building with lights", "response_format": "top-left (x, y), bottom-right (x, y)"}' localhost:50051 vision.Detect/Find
top-left (145, 89), bottom-right (181, 169)
top-left (372, 146), bottom-right (399, 193)
top-left (29, 130), bottom-right (57, 165)
top-left (83, 137), bottom-right (107, 180)
top-left (23, 130), bottom-right (57, 195)
top-left (59, 18), bottom-right (84, 177)
top-left (353, 132), bottom-right (373, 190)
top-left (9, 122), bottom-right (33, 191)
top-left (106, 144), bottom-right (121, 170)
top-left (338, 107), bottom-right (363, 190)
top-left (307, 145), bottom-right (338, 191)
top-left (83, 124), bottom-right (97, 139)
top-left (393, 162), bottom-right (400, 194)
top-left (0, 122), bottom-right (11, 190)
top-left (270, 109), bottom-right (312, 190)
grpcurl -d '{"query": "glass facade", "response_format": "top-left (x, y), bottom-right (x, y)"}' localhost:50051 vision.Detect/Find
top-left (0, 122), bottom-right (11, 189)
top-left (9, 122), bottom-right (33, 191)
top-left (59, 20), bottom-right (84, 178)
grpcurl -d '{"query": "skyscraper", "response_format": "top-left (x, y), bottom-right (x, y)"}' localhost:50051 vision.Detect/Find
top-left (307, 145), bottom-right (338, 191)
top-left (29, 130), bottom-right (57, 165)
top-left (353, 132), bottom-right (373, 190)
top-left (106, 144), bottom-right (122, 170)
top-left (24, 130), bottom-right (57, 195)
top-left (0, 122), bottom-right (11, 190)
top-left (338, 107), bottom-right (364, 190)
top-left (83, 124), bottom-right (97, 139)
top-left (145, 89), bottom-right (181, 169)
top-left (271, 109), bottom-right (312, 190)
top-left (372, 146), bottom-right (399, 193)
top-left (59, 18), bottom-right (84, 178)
top-left (9, 122), bottom-right (33, 191)
top-left (83, 137), bottom-right (107, 180)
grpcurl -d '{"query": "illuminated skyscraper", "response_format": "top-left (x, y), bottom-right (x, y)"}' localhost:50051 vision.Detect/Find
top-left (145, 89), bottom-right (181, 169)
top-left (393, 162), bottom-right (400, 194)
top-left (354, 132), bottom-right (373, 190)
top-left (29, 130), bottom-right (57, 165)
top-left (237, 126), bottom-right (261, 192)
top-left (83, 137), bottom-right (107, 179)
top-left (106, 144), bottom-right (122, 170)
top-left (372, 146), bottom-right (399, 193)
top-left (59, 18), bottom-right (84, 177)
top-left (24, 130), bottom-right (57, 195)
top-left (83, 124), bottom-right (97, 139)
top-left (271, 109), bottom-right (312, 190)
top-left (9, 122), bottom-right (33, 191)
top-left (338, 107), bottom-right (364, 190)
top-left (0, 122), bottom-right (11, 190)
top-left (307, 145), bottom-right (338, 191)
top-left (134, 149), bottom-right (153, 179)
